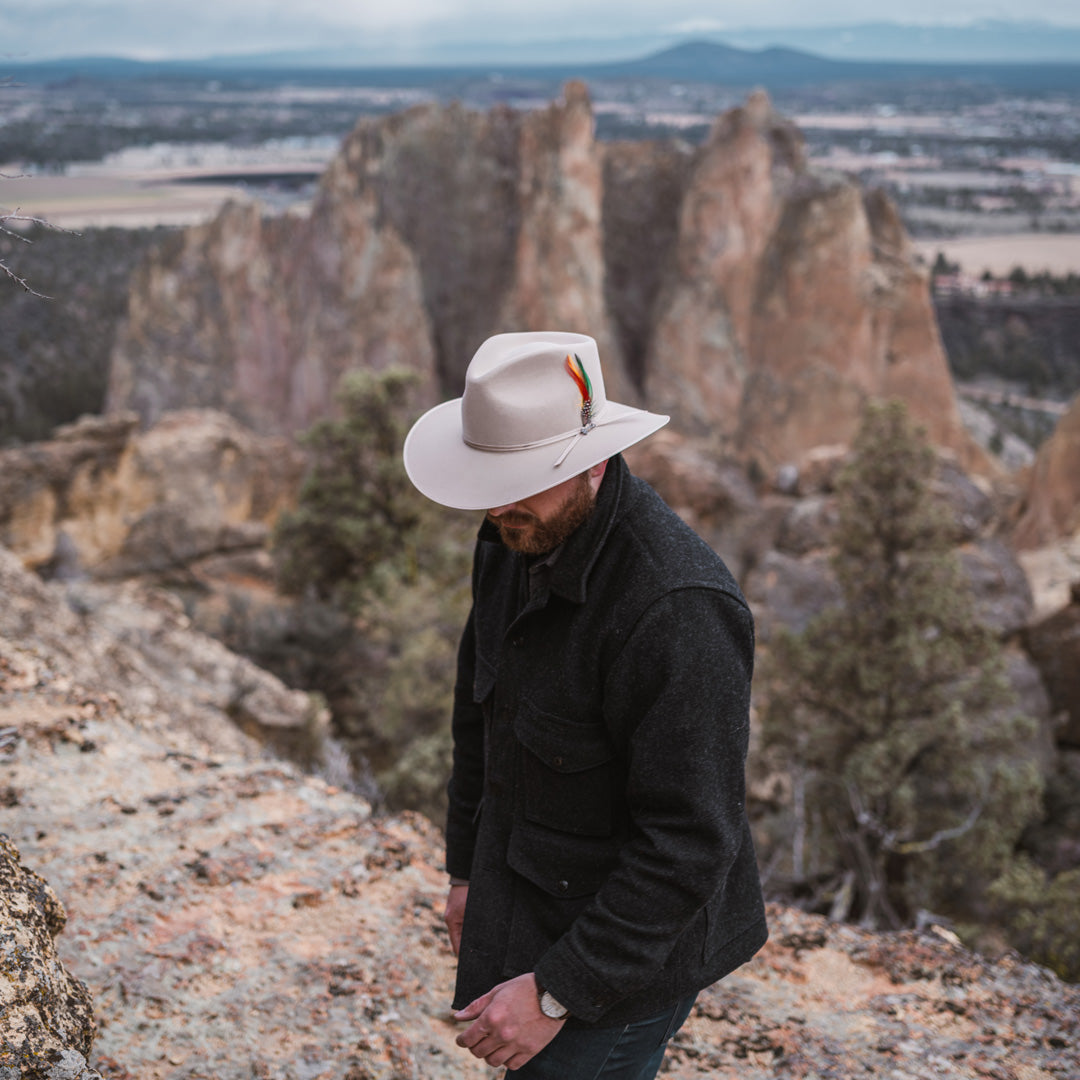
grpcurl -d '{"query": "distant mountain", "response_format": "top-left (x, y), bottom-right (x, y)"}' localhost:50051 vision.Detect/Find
top-left (593, 41), bottom-right (853, 86)
top-left (592, 40), bottom-right (1080, 91)
top-left (8, 37), bottom-right (1080, 94)
top-left (718, 20), bottom-right (1080, 63)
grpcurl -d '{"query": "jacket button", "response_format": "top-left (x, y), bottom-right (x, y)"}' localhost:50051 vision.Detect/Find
top-left (557, 880), bottom-right (569, 893)
top-left (553, 756), bottom-right (564, 767)
top-left (512, 636), bottom-right (524, 647)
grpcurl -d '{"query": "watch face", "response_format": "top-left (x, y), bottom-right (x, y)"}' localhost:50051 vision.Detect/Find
top-left (540, 990), bottom-right (567, 1019)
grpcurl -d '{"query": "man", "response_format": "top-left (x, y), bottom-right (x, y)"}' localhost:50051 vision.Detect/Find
top-left (403, 332), bottom-right (766, 1077)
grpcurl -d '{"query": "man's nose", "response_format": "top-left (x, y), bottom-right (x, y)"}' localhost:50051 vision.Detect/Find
top-left (488, 503), bottom-right (518, 517)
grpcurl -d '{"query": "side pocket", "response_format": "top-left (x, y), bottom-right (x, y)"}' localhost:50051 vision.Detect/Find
top-left (507, 825), bottom-right (618, 899)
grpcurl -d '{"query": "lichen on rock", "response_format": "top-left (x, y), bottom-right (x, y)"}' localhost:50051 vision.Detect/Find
top-left (0, 834), bottom-right (102, 1080)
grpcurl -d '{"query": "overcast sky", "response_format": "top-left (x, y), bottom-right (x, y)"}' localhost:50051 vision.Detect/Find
top-left (6, 1), bottom-right (1080, 62)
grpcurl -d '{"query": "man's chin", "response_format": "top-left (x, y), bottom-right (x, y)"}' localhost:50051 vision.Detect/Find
top-left (498, 525), bottom-right (541, 554)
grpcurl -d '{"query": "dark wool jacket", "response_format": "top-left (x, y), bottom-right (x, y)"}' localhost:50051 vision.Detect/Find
top-left (445, 454), bottom-right (767, 1027)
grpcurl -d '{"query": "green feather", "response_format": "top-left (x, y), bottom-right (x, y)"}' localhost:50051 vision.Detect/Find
top-left (573, 353), bottom-right (593, 399)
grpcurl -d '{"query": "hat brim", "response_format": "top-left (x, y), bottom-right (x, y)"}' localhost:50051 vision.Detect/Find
top-left (404, 397), bottom-right (669, 510)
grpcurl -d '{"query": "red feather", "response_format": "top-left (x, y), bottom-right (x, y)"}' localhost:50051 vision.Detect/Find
top-left (565, 354), bottom-right (589, 402)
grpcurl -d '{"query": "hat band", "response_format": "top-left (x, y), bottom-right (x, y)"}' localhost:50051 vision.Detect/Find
top-left (463, 408), bottom-right (641, 470)
top-left (464, 425), bottom-right (586, 454)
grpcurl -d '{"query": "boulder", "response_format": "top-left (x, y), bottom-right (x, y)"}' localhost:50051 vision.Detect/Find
top-left (959, 537), bottom-right (1034, 638)
top-left (624, 430), bottom-right (779, 578)
top-left (934, 458), bottom-right (997, 542)
top-left (742, 549), bottom-right (840, 642)
top-left (774, 495), bottom-right (837, 557)
top-left (625, 430), bottom-right (758, 529)
top-left (0, 835), bottom-right (100, 1079)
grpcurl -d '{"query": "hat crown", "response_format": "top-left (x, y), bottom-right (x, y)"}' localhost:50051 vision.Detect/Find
top-left (462, 333), bottom-right (607, 450)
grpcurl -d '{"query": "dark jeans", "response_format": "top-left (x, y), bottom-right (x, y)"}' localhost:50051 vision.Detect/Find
top-left (509, 993), bottom-right (697, 1079)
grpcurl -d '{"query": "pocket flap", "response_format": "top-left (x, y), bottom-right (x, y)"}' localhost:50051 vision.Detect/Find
top-left (507, 825), bottom-right (617, 898)
top-left (513, 702), bottom-right (613, 774)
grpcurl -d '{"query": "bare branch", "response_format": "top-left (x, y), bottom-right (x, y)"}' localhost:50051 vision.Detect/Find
top-left (0, 208), bottom-right (79, 300)
top-left (891, 798), bottom-right (985, 855)
top-left (0, 257), bottom-right (52, 298)
top-left (845, 778), bottom-right (987, 856)
top-left (1, 207), bottom-right (79, 237)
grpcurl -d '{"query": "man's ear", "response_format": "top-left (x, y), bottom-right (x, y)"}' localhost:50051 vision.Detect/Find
top-left (587, 458), bottom-right (609, 494)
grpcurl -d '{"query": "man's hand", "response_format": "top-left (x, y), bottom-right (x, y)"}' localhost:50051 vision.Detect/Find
top-left (454, 972), bottom-right (566, 1070)
top-left (444, 882), bottom-right (468, 957)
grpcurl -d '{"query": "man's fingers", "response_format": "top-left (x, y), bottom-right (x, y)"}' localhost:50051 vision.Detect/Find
top-left (453, 991), bottom-right (492, 1023)
top-left (443, 882), bottom-right (468, 957)
top-left (456, 1025), bottom-right (499, 1059)
top-left (446, 916), bottom-right (463, 956)
top-left (485, 1044), bottom-right (518, 1068)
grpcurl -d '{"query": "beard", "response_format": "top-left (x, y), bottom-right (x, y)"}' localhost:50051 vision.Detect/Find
top-left (489, 474), bottom-right (596, 556)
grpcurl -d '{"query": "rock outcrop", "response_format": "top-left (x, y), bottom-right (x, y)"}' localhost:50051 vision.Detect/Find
top-left (108, 87), bottom-right (982, 477)
top-left (0, 542), bottom-right (322, 766)
top-left (1010, 393), bottom-right (1080, 621)
top-left (741, 182), bottom-right (978, 474)
top-left (0, 409), bottom-right (302, 583)
top-left (3, 546), bottom-right (1077, 1080)
top-left (1013, 391), bottom-right (1080, 550)
top-left (107, 84), bottom-right (627, 433)
top-left (0, 835), bottom-right (100, 1079)
top-left (642, 91), bottom-right (802, 436)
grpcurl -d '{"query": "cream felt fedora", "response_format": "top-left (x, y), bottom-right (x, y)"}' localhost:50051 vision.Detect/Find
top-left (403, 332), bottom-right (669, 510)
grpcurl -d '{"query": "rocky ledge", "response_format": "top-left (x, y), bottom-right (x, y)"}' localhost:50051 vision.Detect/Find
top-left (2, 545), bottom-right (1077, 1079)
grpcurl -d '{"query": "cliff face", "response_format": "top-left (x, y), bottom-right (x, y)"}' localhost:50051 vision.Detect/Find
top-left (108, 87), bottom-right (980, 475)
top-left (108, 185), bottom-right (434, 437)
top-left (1013, 391), bottom-right (1080, 549)
top-left (642, 91), bottom-right (802, 435)
top-left (0, 410), bottom-right (302, 579)
top-left (742, 183), bottom-right (975, 471)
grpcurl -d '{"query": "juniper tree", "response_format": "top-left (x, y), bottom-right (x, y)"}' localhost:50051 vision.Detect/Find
top-left (273, 367), bottom-right (467, 607)
top-left (763, 400), bottom-right (1043, 930)
top-left (272, 367), bottom-right (472, 818)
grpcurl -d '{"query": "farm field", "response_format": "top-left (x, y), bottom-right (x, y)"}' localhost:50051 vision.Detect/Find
top-left (914, 233), bottom-right (1080, 276)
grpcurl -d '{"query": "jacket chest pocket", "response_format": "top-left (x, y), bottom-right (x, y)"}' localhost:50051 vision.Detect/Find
top-left (514, 702), bottom-right (616, 837)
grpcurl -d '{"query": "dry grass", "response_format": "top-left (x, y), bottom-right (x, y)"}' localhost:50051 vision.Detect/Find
top-left (914, 234), bottom-right (1080, 277)
top-left (0, 172), bottom-right (264, 230)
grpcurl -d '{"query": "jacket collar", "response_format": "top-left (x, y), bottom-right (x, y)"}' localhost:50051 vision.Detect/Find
top-left (476, 454), bottom-right (628, 607)
top-left (549, 453), bottom-right (626, 604)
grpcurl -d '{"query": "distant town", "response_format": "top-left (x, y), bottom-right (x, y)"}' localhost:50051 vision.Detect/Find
top-left (4, 46), bottom-right (1080, 281)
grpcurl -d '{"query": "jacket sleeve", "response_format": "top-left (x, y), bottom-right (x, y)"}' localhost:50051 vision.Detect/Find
top-left (532, 585), bottom-right (756, 1021)
top-left (444, 605), bottom-right (486, 881)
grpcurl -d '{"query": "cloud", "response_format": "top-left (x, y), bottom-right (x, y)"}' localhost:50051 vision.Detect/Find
top-left (668, 17), bottom-right (728, 34)
top-left (5, 1), bottom-right (1080, 60)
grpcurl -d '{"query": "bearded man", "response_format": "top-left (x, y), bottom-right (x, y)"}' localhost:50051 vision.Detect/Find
top-left (403, 332), bottom-right (766, 1078)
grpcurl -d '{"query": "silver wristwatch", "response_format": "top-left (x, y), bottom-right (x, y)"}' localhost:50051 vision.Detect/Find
top-left (537, 982), bottom-right (569, 1020)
